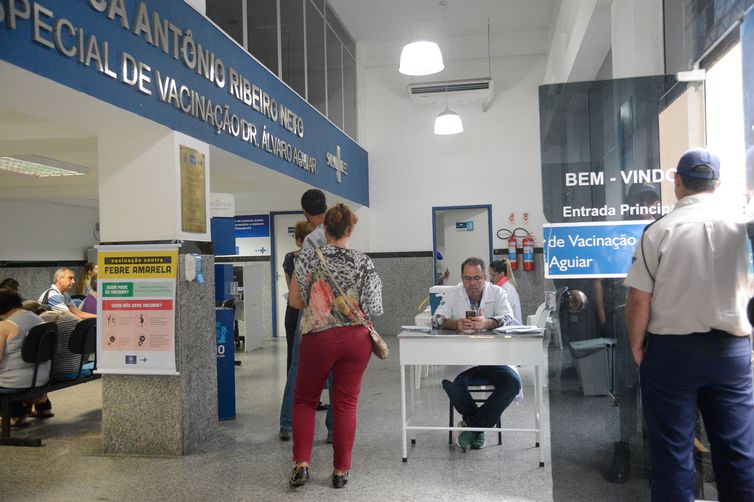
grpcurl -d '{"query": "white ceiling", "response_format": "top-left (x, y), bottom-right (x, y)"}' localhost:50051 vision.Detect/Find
top-left (0, 1), bottom-right (559, 210)
top-left (329, 0), bottom-right (556, 45)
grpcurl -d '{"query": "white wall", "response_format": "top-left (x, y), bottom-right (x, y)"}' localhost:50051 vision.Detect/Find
top-left (0, 200), bottom-right (98, 260)
top-left (360, 54), bottom-right (546, 253)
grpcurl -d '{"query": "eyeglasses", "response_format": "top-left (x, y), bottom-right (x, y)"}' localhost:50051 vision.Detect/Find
top-left (462, 275), bottom-right (484, 282)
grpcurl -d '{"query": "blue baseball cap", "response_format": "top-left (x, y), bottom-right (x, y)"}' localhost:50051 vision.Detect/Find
top-left (676, 147), bottom-right (720, 180)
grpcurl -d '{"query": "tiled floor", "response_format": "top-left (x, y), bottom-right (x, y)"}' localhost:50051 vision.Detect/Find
top-left (1, 336), bottom-right (554, 501)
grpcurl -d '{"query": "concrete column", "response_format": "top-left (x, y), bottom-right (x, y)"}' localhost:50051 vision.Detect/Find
top-left (98, 130), bottom-right (217, 455)
top-left (611, 0), bottom-right (665, 78)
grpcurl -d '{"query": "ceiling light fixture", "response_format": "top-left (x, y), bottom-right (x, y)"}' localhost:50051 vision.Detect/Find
top-left (399, 39), bottom-right (444, 76)
top-left (434, 107), bottom-right (464, 135)
top-left (399, 1), bottom-right (445, 76)
top-left (0, 155), bottom-right (88, 177)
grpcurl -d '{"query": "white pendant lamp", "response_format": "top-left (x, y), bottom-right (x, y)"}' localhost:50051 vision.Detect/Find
top-left (434, 108), bottom-right (463, 135)
top-left (399, 40), bottom-right (444, 76)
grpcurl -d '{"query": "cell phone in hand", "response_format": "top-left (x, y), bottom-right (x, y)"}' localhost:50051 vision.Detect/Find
top-left (466, 310), bottom-right (477, 319)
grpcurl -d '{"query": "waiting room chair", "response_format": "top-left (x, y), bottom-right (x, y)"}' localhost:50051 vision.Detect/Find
top-left (68, 318), bottom-right (97, 379)
top-left (0, 322), bottom-right (58, 446)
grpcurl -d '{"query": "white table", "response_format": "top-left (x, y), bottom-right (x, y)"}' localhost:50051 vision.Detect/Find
top-left (398, 329), bottom-right (547, 466)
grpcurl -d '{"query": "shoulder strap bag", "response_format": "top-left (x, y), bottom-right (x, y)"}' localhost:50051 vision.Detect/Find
top-left (314, 248), bottom-right (389, 360)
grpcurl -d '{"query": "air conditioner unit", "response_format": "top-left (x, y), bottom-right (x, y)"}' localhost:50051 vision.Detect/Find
top-left (408, 78), bottom-right (494, 108)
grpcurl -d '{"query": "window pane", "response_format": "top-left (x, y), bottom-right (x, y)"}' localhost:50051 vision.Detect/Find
top-left (326, 27), bottom-right (343, 128)
top-left (309, 0), bottom-right (324, 16)
top-left (306, 4), bottom-right (326, 115)
top-left (247, 0), bottom-right (279, 75)
top-left (325, 5), bottom-right (355, 57)
top-left (281, 0), bottom-right (305, 97)
top-left (343, 51), bottom-right (357, 138)
top-left (206, 0), bottom-right (244, 47)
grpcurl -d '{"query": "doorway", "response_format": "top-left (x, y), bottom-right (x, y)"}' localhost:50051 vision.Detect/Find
top-left (270, 211), bottom-right (304, 339)
top-left (432, 205), bottom-right (493, 286)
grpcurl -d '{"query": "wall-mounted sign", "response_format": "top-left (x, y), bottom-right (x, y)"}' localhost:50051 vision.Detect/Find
top-left (180, 145), bottom-right (207, 233)
top-left (210, 193), bottom-right (235, 217)
top-left (235, 214), bottom-right (270, 238)
top-left (456, 221), bottom-right (474, 231)
top-left (543, 221), bottom-right (652, 278)
top-left (96, 244), bottom-right (179, 375)
top-left (0, 0), bottom-right (369, 205)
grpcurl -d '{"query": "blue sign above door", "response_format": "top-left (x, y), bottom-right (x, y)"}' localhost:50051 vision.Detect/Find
top-left (0, 0), bottom-right (369, 205)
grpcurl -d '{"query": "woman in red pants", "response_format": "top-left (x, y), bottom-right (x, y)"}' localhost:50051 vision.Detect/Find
top-left (287, 203), bottom-right (383, 489)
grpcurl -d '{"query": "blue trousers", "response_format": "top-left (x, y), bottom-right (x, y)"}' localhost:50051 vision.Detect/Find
top-left (280, 321), bottom-right (332, 433)
top-left (442, 365), bottom-right (521, 428)
top-left (640, 332), bottom-right (754, 502)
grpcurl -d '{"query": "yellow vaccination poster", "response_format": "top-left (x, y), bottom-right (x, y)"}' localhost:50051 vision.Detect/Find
top-left (96, 245), bottom-right (180, 375)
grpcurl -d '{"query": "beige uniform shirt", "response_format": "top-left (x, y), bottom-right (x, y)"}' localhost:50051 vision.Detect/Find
top-left (625, 193), bottom-right (751, 337)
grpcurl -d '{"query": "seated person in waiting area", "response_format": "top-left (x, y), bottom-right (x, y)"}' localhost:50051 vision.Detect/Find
top-left (431, 257), bottom-right (522, 451)
top-left (79, 273), bottom-right (98, 315)
top-left (0, 288), bottom-right (48, 426)
top-left (23, 301), bottom-right (92, 381)
top-left (39, 267), bottom-right (96, 320)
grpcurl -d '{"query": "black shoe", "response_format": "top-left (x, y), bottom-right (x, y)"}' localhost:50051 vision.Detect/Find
top-left (289, 466), bottom-right (310, 487)
top-left (605, 441), bottom-right (630, 483)
top-left (316, 401), bottom-right (329, 411)
top-left (332, 472), bottom-right (348, 489)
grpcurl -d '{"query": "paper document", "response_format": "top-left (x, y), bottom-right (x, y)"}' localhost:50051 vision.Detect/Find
top-left (493, 325), bottom-right (542, 334)
top-left (401, 325), bottom-right (431, 333)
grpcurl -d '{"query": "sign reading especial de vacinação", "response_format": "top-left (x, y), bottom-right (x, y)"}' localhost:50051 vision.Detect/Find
top-left (0, 0), bottom-right (368, 204)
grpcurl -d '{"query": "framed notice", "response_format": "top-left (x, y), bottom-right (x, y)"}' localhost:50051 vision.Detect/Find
top-left (180, 145), bottom-right (207, 233)
top-left (96, 245), bottom-right (180, 375)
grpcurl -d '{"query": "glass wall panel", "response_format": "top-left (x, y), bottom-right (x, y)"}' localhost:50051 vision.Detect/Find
top-left (664, 0), bottom-right (754, 73)
top-left (306, 1), bottom-right (326, 115)
top-left (325, 6), bottom-right (356, 57)
top-left (343, 51), bottom-right (357, 138)
top-left (539, 76), bottom-right (674, 501)
top-left (326, 27), bottom-right (343, 128)
top-left (281, 0), bottom-right (305, 97)
top-left (206, 0), bottom-right (244, 47)
top-left (247, 0), bottom-right (279, 75)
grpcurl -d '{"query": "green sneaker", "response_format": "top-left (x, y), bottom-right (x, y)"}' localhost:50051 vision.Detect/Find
top-left (470, 432), bottom-right (486, 450)
top-left (456, 421), bottom-right (473, 451)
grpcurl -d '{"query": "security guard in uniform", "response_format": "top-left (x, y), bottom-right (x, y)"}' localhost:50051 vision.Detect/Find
top-left (625, 147), bottom-right (754, 501)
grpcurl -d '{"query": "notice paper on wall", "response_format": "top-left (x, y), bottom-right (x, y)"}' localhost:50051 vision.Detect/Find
top-left (96, 244), bottom-right (180, 375)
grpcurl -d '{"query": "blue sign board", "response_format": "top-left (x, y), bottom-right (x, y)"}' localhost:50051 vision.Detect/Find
top-left (235, 215), bottom-right (269, 238)
top-left (0, 0), bottom-right (369, 205)
top-left (455, 221), bottom-right (474, 231)
top-left (543, 221), bottom-right (652, 278)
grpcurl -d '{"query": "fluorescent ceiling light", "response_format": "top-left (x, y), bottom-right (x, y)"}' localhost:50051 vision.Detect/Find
top-left (399, 40), bottom-right (444, 76)
top-left (434, 109), bottom-right (463, 135)
top-left (0, 155), bottom-right (88, 177)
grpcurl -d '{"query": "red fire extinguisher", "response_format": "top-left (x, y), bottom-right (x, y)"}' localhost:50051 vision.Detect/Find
top-left (523, 233), bottom-right (535, 271)
top-left (507, 231), bottom-right (518, 270)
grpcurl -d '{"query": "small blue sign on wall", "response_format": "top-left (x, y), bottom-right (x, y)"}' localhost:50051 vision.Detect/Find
top-left (456, 221), bottom-right (474, 231)
top-left (235, 215), bottom-right (270, 238)
top-left (543, 221), bottom-right (652, 278)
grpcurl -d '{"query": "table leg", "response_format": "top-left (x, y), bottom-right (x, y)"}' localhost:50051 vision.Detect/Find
top-left (401, 363), bottom-right (408, 462)
top-left (414, 364), bottom-right (422, 390)
top-left (534, 364), bottom-right (541, 446)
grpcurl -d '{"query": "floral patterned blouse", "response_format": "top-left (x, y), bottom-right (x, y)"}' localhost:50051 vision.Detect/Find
top-left (295, 244), bottom-right (383, 334)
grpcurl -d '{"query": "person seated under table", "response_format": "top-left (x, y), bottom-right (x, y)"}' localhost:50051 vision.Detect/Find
top-left (0, 288), bottom-right (49, 426)
top-left (431, 257), bottom-right (522, 451)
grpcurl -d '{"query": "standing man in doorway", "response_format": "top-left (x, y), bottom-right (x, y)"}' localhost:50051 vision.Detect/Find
top-left (432, 257), bottom-right (520, 451)
top-left (279, 189), bottom-right (333, 442)
top-left (625, 147), bottom-right (754, 500)
top-left (39, 267), bottom-right (96, 320)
